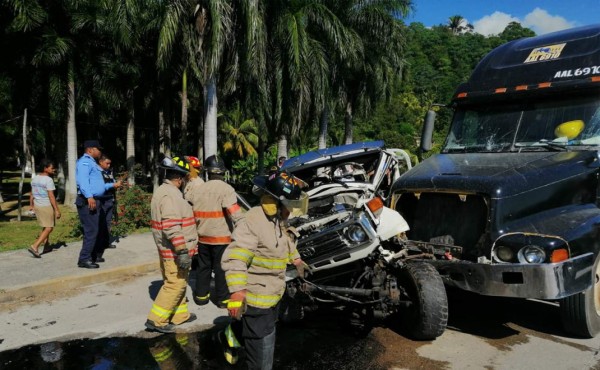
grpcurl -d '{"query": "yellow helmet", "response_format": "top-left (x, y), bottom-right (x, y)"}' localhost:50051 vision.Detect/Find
top-left (554, 120), bottom-right (584, 139)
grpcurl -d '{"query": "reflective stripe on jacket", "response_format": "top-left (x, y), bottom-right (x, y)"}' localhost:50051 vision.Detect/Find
top-left (190, 179), bottom-right (244, 245)
top-left (221, 206), bottom-right (300, 309)
top-left (151, 180), bottom-right (198, 259)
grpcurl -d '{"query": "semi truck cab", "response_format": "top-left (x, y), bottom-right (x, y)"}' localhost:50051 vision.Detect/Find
top-left (390, 24), bottom-right (600, 338)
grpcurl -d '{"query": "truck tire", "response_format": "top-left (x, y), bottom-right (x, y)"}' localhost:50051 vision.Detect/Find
top-left (560, 254), bottom-right (600, 338)
top-left (397, 262), bottom-right (448, 340)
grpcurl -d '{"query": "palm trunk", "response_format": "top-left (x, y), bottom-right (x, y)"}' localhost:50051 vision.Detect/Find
top-left (126, 100), bottom-right (135, 185)
top-left (318, 104), bottom-right (329, 149)
top-left (64, 64), bottom-right (78, 208)
top-left (158, 108), bottom-right (171, 156)
top-left (257, 134), bottom-right (266, 174)
top-left (181, 69), bottom-right (188, 147)
top-left (277, 134), bottom-right (287, 160)
top-left (344, 100), bottom-right (353, 145)
top-left (203, 76), bottom-right (218, 159)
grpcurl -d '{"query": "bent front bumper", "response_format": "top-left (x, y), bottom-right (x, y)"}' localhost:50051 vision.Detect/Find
top-left (429, 253), bottom-right (595, 300)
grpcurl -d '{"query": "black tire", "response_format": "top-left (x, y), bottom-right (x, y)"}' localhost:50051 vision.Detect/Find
top-left (397, 262), bottom-right (448, 340)
top-left (560, 253), bottom-right (600, 338)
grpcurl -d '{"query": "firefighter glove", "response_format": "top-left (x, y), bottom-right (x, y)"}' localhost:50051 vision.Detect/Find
top-left (175, 249), bottom-right (192, 270)
top-left (293, 258), bottom-right (310, 278)
top-left (227, 290), bottom-right (247, 320)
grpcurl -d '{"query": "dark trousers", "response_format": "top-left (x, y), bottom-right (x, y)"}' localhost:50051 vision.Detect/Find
top-left (195, 243), bottom-right (229, 304)
top-left (76, 197), bottom-right (108, 262)
top-left (231, 305), bottom-right (278, 370)
top-left (97, 198), bottom-right (114, 249)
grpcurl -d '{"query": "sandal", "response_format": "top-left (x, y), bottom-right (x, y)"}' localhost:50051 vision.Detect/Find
top-left (27, 247), bottom-right (41, 259)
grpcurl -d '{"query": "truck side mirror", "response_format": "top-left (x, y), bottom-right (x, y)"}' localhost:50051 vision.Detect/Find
top-left (421, 110), bottom-right (436, 152)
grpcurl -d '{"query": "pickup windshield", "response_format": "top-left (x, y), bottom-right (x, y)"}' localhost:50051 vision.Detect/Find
top-left (444, 97), bottom-right (600, 152)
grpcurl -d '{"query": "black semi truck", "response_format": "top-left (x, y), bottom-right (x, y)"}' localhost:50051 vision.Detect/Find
top-left (391, 24), bottom-right (600, 337)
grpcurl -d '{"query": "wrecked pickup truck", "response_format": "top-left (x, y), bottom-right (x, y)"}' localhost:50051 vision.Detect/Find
top-left (277, 141), bottom-right (448, 340)
top-left (391, 25), bottom-right (600, 338)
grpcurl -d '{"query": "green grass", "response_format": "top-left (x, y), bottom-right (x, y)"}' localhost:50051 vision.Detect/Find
top-left (0, 206), bottom-right (81, 252)
top-left (0, 170), bottom-right (80, 252)
top-left (0, 169), bottom-right (151, 252)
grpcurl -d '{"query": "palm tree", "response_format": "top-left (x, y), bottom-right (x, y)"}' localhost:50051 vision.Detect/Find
top-left (219, 105), bottom-right (258, 158)
top-left (261, 0), bottom-right (358, 158)
top-left (332, 0), bottom-right (412, 144)
top-left (448, 15), bottom-right (473, 35)
top-left (6, 0), bottom-right (87, 206)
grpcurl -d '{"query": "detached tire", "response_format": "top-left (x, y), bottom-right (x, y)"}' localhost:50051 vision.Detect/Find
top-left (560, 254), bottom-right (600, 338)
top-left (397, 262), bottom-right (448, 340)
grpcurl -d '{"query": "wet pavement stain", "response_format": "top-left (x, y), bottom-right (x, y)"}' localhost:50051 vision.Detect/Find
top-left (370, 328), bottom-right (449, 369)
top-left (0, 314), bottom-right (428, 370)
top-left (445, 287), bottom-right (593, 353)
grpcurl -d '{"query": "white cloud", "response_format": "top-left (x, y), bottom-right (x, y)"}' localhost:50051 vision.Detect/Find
top-left (473, 8), bottom-right (577, 36)
top-left (473, 11), bottom-right (519, 36)
top-left (522, 8), bottom-right (575, 35)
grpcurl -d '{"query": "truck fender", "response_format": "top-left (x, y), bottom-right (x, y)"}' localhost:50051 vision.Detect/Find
top-left (376, 206), bottom-right (409, 241)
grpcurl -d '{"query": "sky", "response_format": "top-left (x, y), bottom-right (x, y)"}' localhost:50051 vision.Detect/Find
top-left (407, 0), bottom-right (598, 36)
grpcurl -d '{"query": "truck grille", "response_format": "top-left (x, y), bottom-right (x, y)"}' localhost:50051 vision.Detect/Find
top-left (297, 218), bottom-right (372, 264)
top-left (395, 192), bottom-right (488, 259)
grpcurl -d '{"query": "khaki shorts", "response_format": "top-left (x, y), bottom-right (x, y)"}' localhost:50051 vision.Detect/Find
top-left (34, 205), bottom-right (55, 228)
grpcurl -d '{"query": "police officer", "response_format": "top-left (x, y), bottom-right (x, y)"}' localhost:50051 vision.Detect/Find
top-left (220, 171), bottom-right (308, 369)
top-left (145, 156), bottom-right (198, 334)
top-left (76, 139), bottom-right (108, 268)
top-left (190, 155), bottom-right (243, 308)
top-left (98, 154), bottom-right (122, 254)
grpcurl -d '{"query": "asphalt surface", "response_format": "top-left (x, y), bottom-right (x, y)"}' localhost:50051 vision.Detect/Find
top-left (0, 233), bottom-right (161, 306)
top-left (0, 232), bottom-right (228, 352)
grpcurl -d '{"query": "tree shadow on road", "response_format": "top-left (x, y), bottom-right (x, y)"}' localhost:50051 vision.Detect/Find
top-left (445, 286), bottom-right (567, 339)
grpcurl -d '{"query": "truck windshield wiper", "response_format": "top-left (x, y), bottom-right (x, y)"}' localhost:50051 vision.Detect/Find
top-left (514, 141), bottom-right (567, 152)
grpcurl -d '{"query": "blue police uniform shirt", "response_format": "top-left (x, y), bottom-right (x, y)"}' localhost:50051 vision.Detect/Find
top-left (76, 153), bottom-right (106, 198)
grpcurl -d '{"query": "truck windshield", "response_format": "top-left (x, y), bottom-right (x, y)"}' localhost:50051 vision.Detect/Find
top-left (444, 97), bottom-right (600, 152)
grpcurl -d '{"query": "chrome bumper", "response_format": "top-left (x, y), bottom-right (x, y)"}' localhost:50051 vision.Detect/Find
top-left (429, 253), bottom-right (595, 299)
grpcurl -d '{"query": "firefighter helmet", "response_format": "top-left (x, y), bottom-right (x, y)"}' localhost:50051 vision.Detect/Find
top-left (185, 155), bottom-right (202, 169)
top-left (204, 155), bottom-right (227, 174)
top-left (159, 155), bottom-right (190, 174)
top-left (253, 171), bottom-right (308, 214)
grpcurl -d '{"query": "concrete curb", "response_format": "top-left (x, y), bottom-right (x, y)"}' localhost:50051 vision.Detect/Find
top-left (0, 261), bottom-right (159, 305)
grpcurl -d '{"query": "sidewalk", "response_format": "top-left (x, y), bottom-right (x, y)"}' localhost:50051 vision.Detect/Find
top-left (0, 232), bottom-right (159, 305)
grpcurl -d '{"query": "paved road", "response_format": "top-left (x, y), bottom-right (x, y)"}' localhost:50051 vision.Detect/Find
top-left (1, 273), bottom-right (600, 368)
top-left (1, 233), bottom-right (600, 368)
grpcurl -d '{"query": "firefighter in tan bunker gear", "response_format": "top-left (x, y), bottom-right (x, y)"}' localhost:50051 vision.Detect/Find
top-left (191, 155), bottom-right (244, 308)
top-left (182, 155), bottom-right (204, 202)
top-left (220, 171), bottom-right (309, 369)
top-left (145, 156), bottom-right (198, 334)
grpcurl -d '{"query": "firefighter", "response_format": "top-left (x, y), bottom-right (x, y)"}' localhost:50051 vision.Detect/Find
top-left (145, 155), bottom-right (198, 334)
top-left (219, 171), bottom-right (309, 369)
top-left (183, 155), bottom-right (204, 203)
top-left (190, 155), bottom-right (244, 308)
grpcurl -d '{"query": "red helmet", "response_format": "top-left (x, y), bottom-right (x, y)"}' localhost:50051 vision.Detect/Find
top-left (185, 155), bottom-right (202, 169)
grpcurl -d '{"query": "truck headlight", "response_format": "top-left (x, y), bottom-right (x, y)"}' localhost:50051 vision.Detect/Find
top-left (494, 245), bottom-right (514, 262)
top-left (518, 245), bottom-right (546, 263)
top-left (347, 225), bottom-right (367, 242)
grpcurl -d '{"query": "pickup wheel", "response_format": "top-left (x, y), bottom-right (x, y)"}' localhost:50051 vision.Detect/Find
top-left (397, 262), bottom-right (448, 340)
top-left (560, 253), bottom-right (600, 338)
